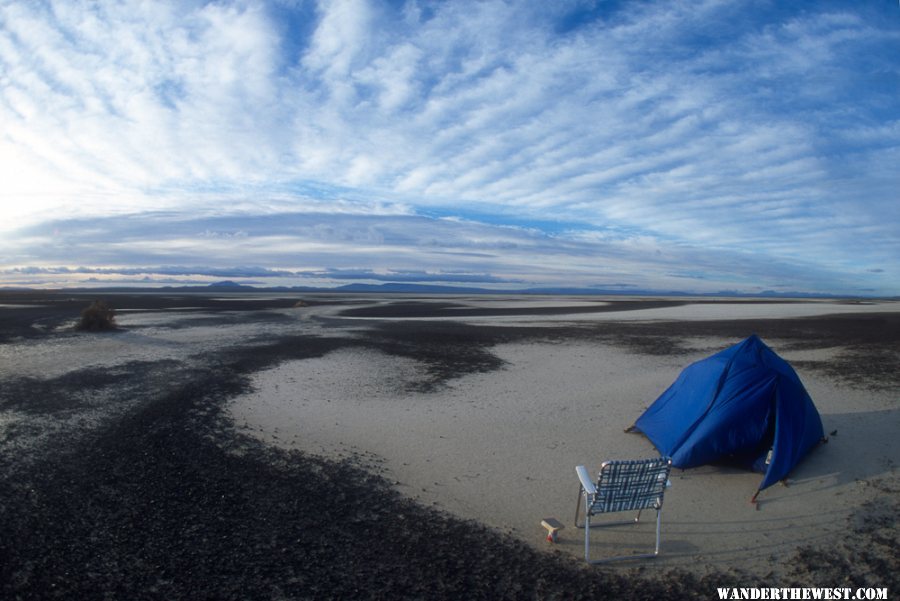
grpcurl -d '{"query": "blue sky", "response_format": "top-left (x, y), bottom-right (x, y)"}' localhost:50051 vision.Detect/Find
top-left (1, 0), bottom-right (898, 295)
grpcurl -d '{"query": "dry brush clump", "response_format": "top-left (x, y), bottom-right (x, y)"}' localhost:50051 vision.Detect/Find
top-left (76, 300), bottom-right (117, 332)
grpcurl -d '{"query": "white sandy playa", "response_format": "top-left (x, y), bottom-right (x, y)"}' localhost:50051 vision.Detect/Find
top-left (228, 299), bottom-right (900, 576)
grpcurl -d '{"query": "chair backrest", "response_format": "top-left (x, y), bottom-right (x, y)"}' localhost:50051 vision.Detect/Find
top-left (591, 457), bottom-right (672, 513)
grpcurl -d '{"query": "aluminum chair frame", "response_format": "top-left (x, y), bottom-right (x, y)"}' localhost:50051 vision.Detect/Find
top-left (574, 457), bottom-right (672, 564)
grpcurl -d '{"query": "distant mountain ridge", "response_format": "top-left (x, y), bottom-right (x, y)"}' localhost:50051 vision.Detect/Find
top-left (1, 280), bottom-right (875, 299)
top-left (173, 281), bottom-right (853, 298)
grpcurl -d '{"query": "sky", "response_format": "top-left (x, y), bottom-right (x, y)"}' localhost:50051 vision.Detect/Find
top-left (1, 0), bottom-right (898, 296)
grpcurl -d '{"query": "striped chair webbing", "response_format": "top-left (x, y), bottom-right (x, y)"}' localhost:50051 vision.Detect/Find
top-left (589, 457), bottom-right (671, 514)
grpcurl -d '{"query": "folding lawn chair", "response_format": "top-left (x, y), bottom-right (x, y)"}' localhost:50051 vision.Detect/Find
top-left (574, 456), bottom-right (672, 563)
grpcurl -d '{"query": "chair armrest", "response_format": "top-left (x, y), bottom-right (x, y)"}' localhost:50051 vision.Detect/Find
top-left (575, 465), bottom-right (597, 495)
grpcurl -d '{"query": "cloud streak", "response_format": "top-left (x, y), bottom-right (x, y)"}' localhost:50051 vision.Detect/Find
top-left (1, 0), bottom-right (897, 295)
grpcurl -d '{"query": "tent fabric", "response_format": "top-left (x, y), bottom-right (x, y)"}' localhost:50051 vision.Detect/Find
top-left (633, 335), bottom-right (824, 490)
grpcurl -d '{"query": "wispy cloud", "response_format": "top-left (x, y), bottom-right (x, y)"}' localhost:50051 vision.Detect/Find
top-left (1, 0), bottom-right (897, 295)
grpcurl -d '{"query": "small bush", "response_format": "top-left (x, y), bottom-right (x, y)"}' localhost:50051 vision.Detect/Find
top-left (77, 300), bottom-right (117, 331)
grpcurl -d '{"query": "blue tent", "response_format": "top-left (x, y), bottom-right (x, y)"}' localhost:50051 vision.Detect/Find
top-left (633, 335), bottom-right (824, 491)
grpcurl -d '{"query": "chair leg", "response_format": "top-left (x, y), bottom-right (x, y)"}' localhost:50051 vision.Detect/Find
top-left (584, 511), bottom-right (591, 562)
top-left (574, 486), bottom-right (584, 528)
top-left (654, 508), bottom-right (662, 555)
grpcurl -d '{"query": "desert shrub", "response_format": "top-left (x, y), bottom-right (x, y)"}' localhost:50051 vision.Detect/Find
top-left (77, 300), bottom-right (117, 331)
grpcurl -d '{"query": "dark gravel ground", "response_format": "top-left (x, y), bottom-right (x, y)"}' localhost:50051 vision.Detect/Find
top-left (1, 292), bottom-right (897, 599)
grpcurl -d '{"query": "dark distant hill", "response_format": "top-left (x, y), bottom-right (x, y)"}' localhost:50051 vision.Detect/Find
top-left (334, 282), bottom-right (492, 294)
top-left (208, 280), bottom-right (246, 288)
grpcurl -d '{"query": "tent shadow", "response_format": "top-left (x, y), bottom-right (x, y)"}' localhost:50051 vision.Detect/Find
top-left (670, 407), bottom-right (899, 499)
top-left (783, 407), bottom-right (900, 489)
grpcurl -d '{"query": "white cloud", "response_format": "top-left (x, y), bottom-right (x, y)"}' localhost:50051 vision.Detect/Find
top-left (0, 0), bottom-right (897, 295)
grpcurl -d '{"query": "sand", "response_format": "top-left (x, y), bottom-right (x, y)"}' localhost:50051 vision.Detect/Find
top-left (228, 297), bottom-right (900, 577)
top-left (2, 291), bottom-right (897, 598)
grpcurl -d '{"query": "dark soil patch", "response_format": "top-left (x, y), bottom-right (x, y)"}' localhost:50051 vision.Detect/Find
top-left (586, 313), bottom-right (900, 389)
top-left (363, 311), bottom-right (900, 391)
top-left (0, 360), bottom-right (181, 415)
top-left (365, 321), bottom-right (511, 391)
top-left (339, 299), bottom-right (685, 318)
top-left (0, 291), bottom-right (337, 342)
top-left (788, 488), bottom-right (900, 590)
top-left (158, 310), bottom-right (296, 330)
